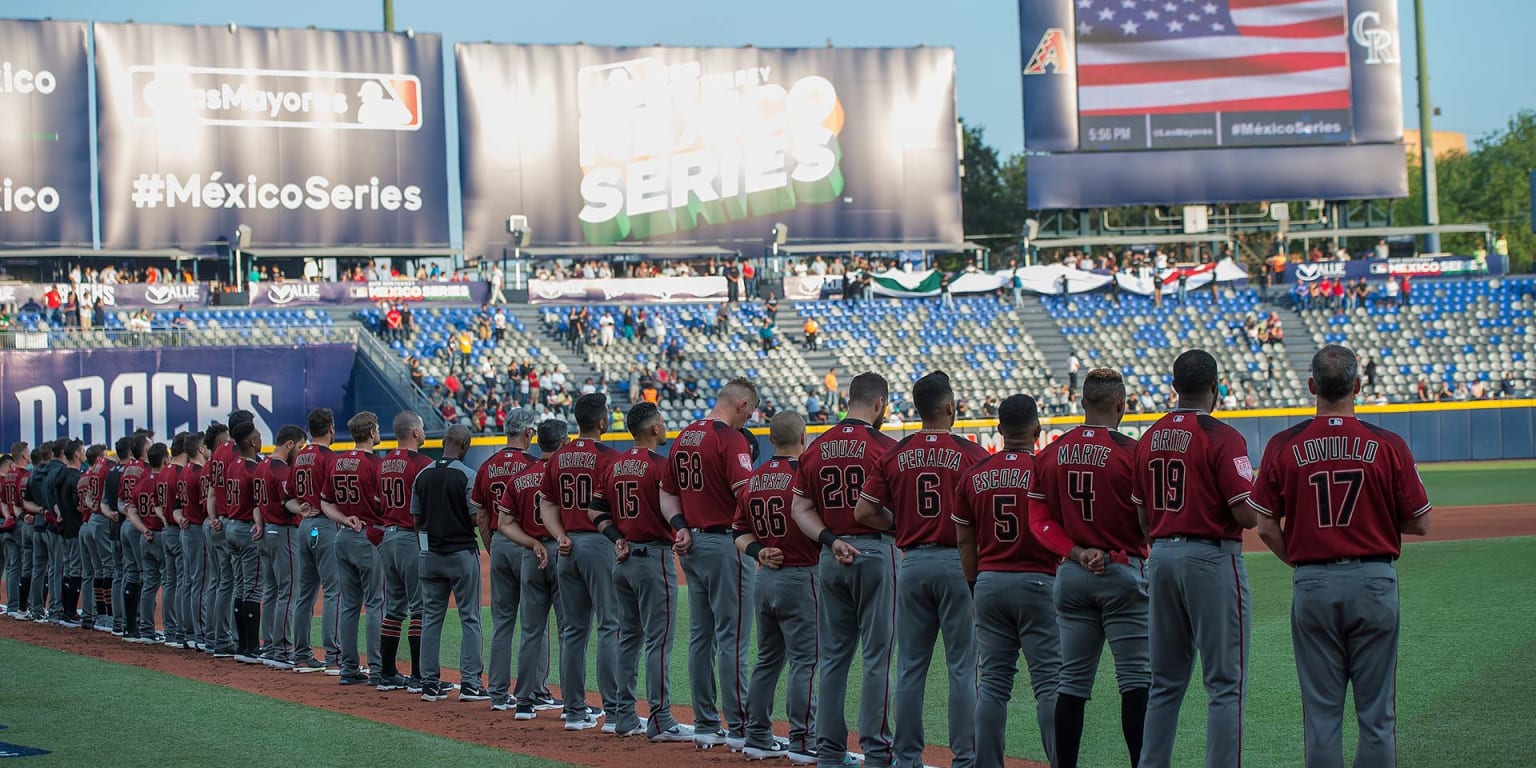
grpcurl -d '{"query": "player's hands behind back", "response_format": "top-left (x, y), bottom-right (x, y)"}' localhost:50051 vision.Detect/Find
top-left (557, 535), bottom-right (573, 557)
top-left (1077, 547), bottom-right (1107, 575)
top-left (757, 546), bottom-right (785, 569)
top-left (831, 538), bottom-right (859, 566)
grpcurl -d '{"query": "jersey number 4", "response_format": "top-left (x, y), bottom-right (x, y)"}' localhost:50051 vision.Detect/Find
top-left (1067, 470), bottom-right (1095, 522)
top-left (1308, 469), bottom-right (1364, 528)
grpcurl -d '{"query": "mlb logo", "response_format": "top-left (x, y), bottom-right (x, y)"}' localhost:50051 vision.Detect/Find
top-left (1173, 415), bottom-right (1184, 423)
top-left (1084, 430), bottom-right (1095, 437)
top-left (1329, 418), bottom-right (1343, 426)
top-left (926, 435), bottom-right (937, 442)
top-left (1005, 453), bottom-right (1015, 460)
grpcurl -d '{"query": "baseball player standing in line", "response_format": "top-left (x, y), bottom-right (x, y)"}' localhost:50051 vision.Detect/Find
top-left (855, 372), bottom-right (990, 768)
top-left (255, 426), bottom-right (306, 669)
top-left (202, 420), bottom-right (241, 654)
top-left (1134, 350), bottom-right (1257, 768)
top-left (475, 409), bottom-right (543, 709)
top-left (104, 439), bottom-right (130, 635)
top-left (2, 442), bottom-right (30, 618)
top-left (789, 373), bottom-right (895, 768)
top-left (541, 394), bottom-right (621, 731)
top-left (734, 411), bottom-right (818, 762)
top-left (224, 421), bottom-right (265, 663)
top-left (590, 402), bottom-right (692, 741)
top-left (495, 418), bottom-right (569, 719)
top-left (1028, 368), bottom-right (1150, 768)
top-left (1249, 345), bottom-right (1431, 768)
top-left (412, 425), bottom-right (491, 703)
top-left (24, 441), bottom-right (62, 623)
top-left (0, 453), bottom-right (20, 616)
top-left (662, 379), bottom-right (760, 750)
top-left (174, 432), bottom-right (208, 649)
top-left (151, 435), bottom-right (189, 646)
top-left (322, 412), bottom-right (386, 687)
top-left (117, 436), bottom-right (152, 640)
top-left (290, 409), bottom-right (342, 674)
top-left (50, 440), bottom-right (87, 627)
top-left (954, 394), bottom-right (1062, 768)
top-left (376, 412), bottom-right (435, 691)
top-left (80, 444), bottom-right (114, 631)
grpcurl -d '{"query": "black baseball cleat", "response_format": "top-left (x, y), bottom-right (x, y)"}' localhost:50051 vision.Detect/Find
top-left (458, 684), bottom-right (491, 702)
top-left (376, 674), bottom-right (410, 692)
top-left (338, 672), bottom-right (371, 686)
top-left (419, 682), bottom-right (450, 702)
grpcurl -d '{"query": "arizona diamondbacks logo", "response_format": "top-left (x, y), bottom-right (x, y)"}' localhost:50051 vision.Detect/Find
top-left (1351, 11), bottom-right (1398, 65)
top-left (1024, 28), bottom-right (1073, 75)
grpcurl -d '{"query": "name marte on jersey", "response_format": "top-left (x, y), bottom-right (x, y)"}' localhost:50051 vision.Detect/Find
top-left (1148, 428), bottom-right (1192, 453)
top-left (1293, 436), bottom-right (1379, 467)
top-left (897, 447), bottom-right (963, 471)
top-left (971, 467), bottom-right (1030, 493)
top-left (749, 472), bottom-right (794, 493)
top-left (1057, 443), bottom-right (1110, 467)
top-left (819, 440), bottom-right (867, 460)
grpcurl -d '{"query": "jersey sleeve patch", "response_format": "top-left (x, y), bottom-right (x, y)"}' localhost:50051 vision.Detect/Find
top-left (1233, 456), bottom-right (1254, 482)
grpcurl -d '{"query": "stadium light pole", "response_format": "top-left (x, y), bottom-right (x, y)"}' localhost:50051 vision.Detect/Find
top-left (1414, 0), bottom-right (1441, 254)
top-left (383, 0), bottom-right (394, 32)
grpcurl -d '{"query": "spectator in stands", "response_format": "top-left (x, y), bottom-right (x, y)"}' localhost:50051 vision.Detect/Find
top-left (727, 261), bottom-right (741, 303)
top-left (1138, 390), bottom-right (1157, 413)
top-left (1009, 261), bottom-right (1025, 308)
top-left (1436, 379), bottom-right (1453, 401)
top-left (479, 358), bottom-right (497, 392)
top-left (824, 368), bottom-right (839, 412)
top-left (384, 304), bottom-right (403, 341)
top-left (640, 379), bottom-right (660, 405)
top-left (91, 299), bottom-right (106, 329)
top-left (803, 316), bottom-right (819, 350)
top-left (1453, 382), bottom-right (1471, 402)
top-left (1470, 379), bottom-right (1488, 400)
top-left (1400, 275), bottom-right (1413, 307)
top-left (635, 309), bottom-right (649, 342)
top-left (758, 319), bottom-right (776, 352)
top-left (43, 285), bottom-right (63, 325)
top-left (981, 396), bottom-right (999, 417)
top-left (650, 312), bottom-right (668, 349)
top-left (1265, 314), bottom-right (1284, 346)
top-left (1416, 377), bottom-right (1433, 402)
top-left (805, 391), bottom-right (826, 424)
top-left (1352, 279), bottom-right (1370, 309)
top-left (1382, 275), bottom-right (1399, 307)
top-left (765, 292), bottom-right (779, 314)
top-left (1242, 390), bottom-right (1259, 409)
top-left (940, 273), bottom-right (954, 309)
top-left (1499, 372), bottom-right (1519, 398)
top-left (598, 312), bottom-right (615, 347)
top-left (1067, 353), bottom-right (1081, 394)
top-left (1222, 389), bottom-right (1239, 411)
top-left (456, 329), bottom-right (474, 370)
top-left (1176, 271), bottom-right (1189, 304)
top-left (444, 371), bottom-right (463, 400)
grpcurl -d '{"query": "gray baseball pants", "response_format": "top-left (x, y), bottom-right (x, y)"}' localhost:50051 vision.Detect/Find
top-left (2, 526), bottom-right (22, 610)
top-left (223, 520), bottom-right (261, 603)
top-left (557, 531), bottom-right (620, 721)
top-left (1142, 538), bottom-right (1251, 768)
top-left (419, 548), bottom-right (484, 687)
top-left (893, 546), bottom-right (976, 768)
top-left (816, 535), bottom-right (896, 768)
top-left (612, 542), bottom-right (683, 736)
top-left (679, 530), bottom-right (755, 738)
top-left (259, 526), bottom-right (296, 657)
top-left (29, 527), bottom-right (59, 619)
top-left (160, 527), bottom-right (183, 642)
top-left (488, 534), bottom-right (526, 704)
top-left (746, 564), bottom-right (818, 753)
top-left (380, 526), bottom-right (423, 676)
top-left (514, 539), bottom-right (560, 706)
top-left (292, 517), bottom-right (341, 666)
top-left (81, 516), bottom-right (113, 626)
top-left (1291, 561), bottom-right (1401, 768)
top-left (974, 570), bottom-right (1061, 768)
top-left (208, 520), bottom-right (237, 651)
top-left (1055, 557), bottom-right (1151, 698)
top-left (180, 523), bottom-right (208, 647)
top-left (112, 524), bottom-right (130, 634)
top-left (335, 527), bottom-right (384, 676)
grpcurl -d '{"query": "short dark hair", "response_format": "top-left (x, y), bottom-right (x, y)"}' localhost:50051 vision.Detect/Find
top-left (1172, 349), bottom-right (1220, 396)
top-left (997, 394), bottom-right (1040, 440)
top-left (768, 411), bottom-right (806, 451)
top-left (170, 433), bottom-right (187, 458)
top-left (147, 442), bottom-right (169, 469)
top-left (719, 378), bottom-right (760, 408)
top-left (443, 425), bottom-right (472, 454)
top-left (0, 454), bottom-right (11, 468)
top-left (847, 373), bottom-right (889, 408)
top-left (129, 434), bottom-right (150, 460)
top-left (573, 393), bottom-right (608, 433)
top-left (183, 433), bottom-right (203, 458)
top-left (912, 371), bottom-right (954, 420)
top-left (392, 411), bottom-right (423, 438)
top-left (65, 439), bottom-right (84, 461)
top-left (307, 408), bottom-right (334, 439)
top-left (1311, 344), bottom-right (1359, 403)
top-left (86, 444), bottom-right (106, 466)
top-left (1081, 368), bottom-right (1127, 409)
top-left (8, 442), bottom-right (27, 459)
top-left (50, 438), bottom-right (68, 458)
top-left (229, 420), bottom-right (259, 446)
top-left (203, 423), bottom-right (228, 451)
top-left (346, 412), bottom-right (378, 442)
top-left (114, 436), bottom-right (131, 460)
top-left (537, 419), bottom-right (568, 453)
top-left (275, 425), bottom-right (307, 447)
top-left (626, 402), bottom-right (662, 438)
top-left (228, 409), bottom-right (255, 429)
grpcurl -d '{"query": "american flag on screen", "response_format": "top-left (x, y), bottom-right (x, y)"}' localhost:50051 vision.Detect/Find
top-left (1075, 0), bottom-right (1350, 115)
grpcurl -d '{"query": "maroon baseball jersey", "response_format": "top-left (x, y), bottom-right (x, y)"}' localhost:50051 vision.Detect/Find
top-left (663, 419), bottom-right (755, 530)
top-left (323, 449), bottom-right (383, 526)
top-left (497, 459), bottom-right (551, 539)
top-left (0, 467), bottom-right (20, 515)
top-left (291, 444), bottom-right (335, 515)
top-left (380, 449), bottom-right (433, 528)
top-left (1132, 410), bottom-right (1254, 541)
top-left (861, 431), bottom-right (990, 549)
top-left (471, 447), bottom-right (538, 514)
top-left (541, 439), bottom-right (618, 534)
top-left (80, 460), bottom-right (109, 523)
top-left (205, 442), bottom-right (237, 518)
top-left (1248, 416), bottom-right (1430, 563)
top-left (179, 462), bottom-right (206, 525)
top-left (955, 450), bottom-right (1060, 574)
top-left (120, 459), bottom-right (148, 516)
top-left (1027, 425), bottom-right (1147, 558)
top-left (593, 447), bottom-right (672, 543)
top-left (255, 457), bottom-right (295, 526)
top-left (75, 461), bottom-right (97, 522)
top-left (735, 457), bottom-right (819, 568)
top-left (225, 457), bottom-right (259, 523)
top-left (149, 465), bottom-right (180, 531)
top-left (792, 418), bottom-right (898, 536)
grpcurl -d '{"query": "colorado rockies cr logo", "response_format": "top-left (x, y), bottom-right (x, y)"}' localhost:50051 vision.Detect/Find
top-left (1351, 11), bottom-right (1398, 65)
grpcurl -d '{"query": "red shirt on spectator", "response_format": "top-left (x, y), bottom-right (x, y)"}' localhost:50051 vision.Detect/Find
top-left (386, 309), bottom-right (402, 330)
top-left (44, 287), bottom-right (61, 309)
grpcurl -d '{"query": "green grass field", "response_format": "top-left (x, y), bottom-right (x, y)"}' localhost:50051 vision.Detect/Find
top-left (4, 461), bottom-right (1532, 768)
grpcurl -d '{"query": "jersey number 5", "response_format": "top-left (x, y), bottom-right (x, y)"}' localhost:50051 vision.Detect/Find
top-left (1308, 469), bottom-right (1364, 528)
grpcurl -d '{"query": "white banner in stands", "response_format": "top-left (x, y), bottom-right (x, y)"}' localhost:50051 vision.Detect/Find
top-left (527, 276), bottom-right (728, 304)
top-left (864, 258), bottom-right (1248, 299)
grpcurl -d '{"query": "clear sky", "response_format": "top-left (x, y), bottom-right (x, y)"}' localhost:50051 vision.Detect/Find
top-left (8, 0), bottom-right (1531, 156)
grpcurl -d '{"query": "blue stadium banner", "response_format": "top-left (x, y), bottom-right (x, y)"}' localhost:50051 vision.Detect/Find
top-left (0, 344), bottom-right (355, 448)
top-left (1346, 0), bottom-right (1404, 143)
top-left (0, 19), bottom-right (92, 247)
top-left (93, 23), bottom-right (450, 250)
top-left (456, 44), bottom-right (963, 257)
top-left (1017, 0), bottom-right (1079, 152)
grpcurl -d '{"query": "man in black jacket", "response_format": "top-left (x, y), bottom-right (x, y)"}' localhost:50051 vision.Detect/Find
top-left (412, 426), bottom-right (487, 703)
top-left (50, 440), bottom-right (86, 627)
top-left (102, 438), bottom-right (131, 635)
top-left (24, 441), bottom-right (63, 622)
